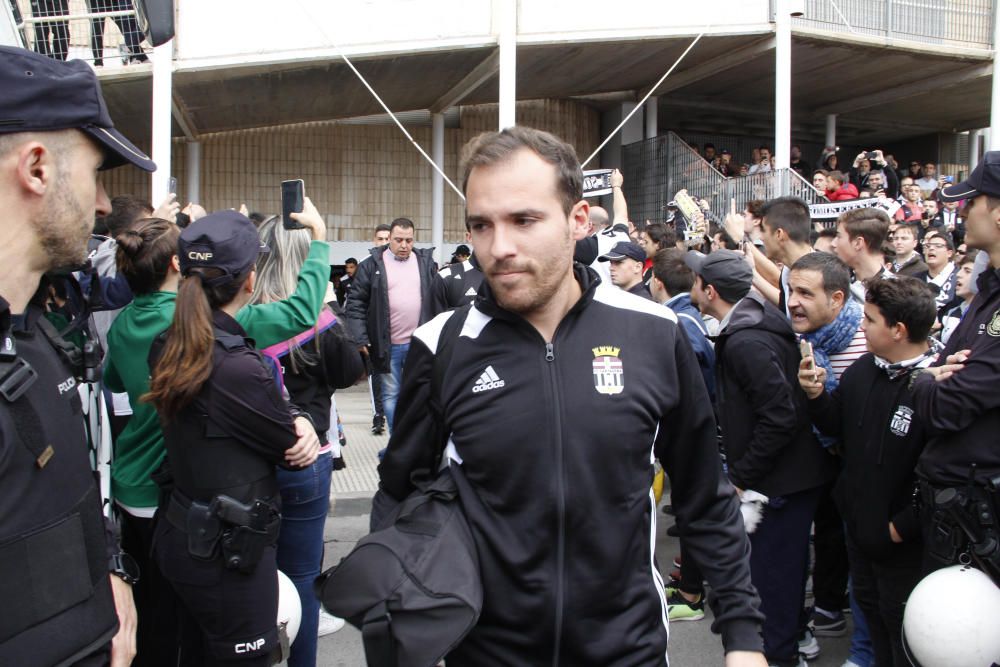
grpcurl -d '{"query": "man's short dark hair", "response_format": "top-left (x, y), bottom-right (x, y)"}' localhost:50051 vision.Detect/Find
top-left (761, 196), bottom-right (811, 244)
top-left (817, 227), bottom-right (837, 240)
top-left (390, 217), bottom-right (414, 233)
top-left (345, 257), bottom-right (358, 266)
top-left (652, 248), bottom-right (694, 296)
top-left (790, 251), bottom-right (851, 300)
top-left (827, 170), bottom-right (846, 186)
top-left (924, 229), bottom-right (955, 251)
top-left (745, 199), bottom-right (766, 220)
top-left (644, 222), bottom-right (677, 250)
top-left (100, 195), bottom-right (152, 237)
top-left (893, 223), bottom-right (918, 240)
top-left (709, 223), bottom-right (740, 250)
top-left (460, 126), bottom-right (582, 217)
top-left (374, 223), bottom-right (391, 234)
top-left (839, 208), bottom-right (890, 252)
top-left (865, 276), bottom-right (937, 343)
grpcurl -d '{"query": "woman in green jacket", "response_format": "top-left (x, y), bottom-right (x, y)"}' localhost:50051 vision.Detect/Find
top-left (102, 201), bottom-right (330, 666)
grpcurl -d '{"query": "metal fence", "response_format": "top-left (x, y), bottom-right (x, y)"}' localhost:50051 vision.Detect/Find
top-left (11, 0), bottom-right (149, 67)
top-left (621, 132), bottom-right (825, 225)
top-left (792, 0), bottom-right (995, 50)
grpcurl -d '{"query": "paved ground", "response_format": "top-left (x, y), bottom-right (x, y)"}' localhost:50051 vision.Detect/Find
top-left (305, 385), bottom-right (855, 666)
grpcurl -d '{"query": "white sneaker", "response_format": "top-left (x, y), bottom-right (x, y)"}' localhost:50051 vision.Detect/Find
top-left (317, 608), bottom-right (345, 637)
top-left (797, 629), bottom-right (820, 660)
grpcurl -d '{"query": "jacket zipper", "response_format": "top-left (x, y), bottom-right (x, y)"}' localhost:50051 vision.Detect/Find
top-left (544, 341), bottom-right (565, 666)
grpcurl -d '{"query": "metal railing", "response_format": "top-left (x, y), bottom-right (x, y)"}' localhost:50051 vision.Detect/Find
top-left (620, 133), bottom-right (825, 225)
top-left (792, 0), bottom-right (995, 50)
top-left (12, 0), bottom-right (150, 67)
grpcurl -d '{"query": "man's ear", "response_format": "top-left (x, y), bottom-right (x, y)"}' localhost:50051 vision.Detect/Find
top-left (831, 289), bottom-right (846, 311)
top-left (14, 141), bottom-right (53, 197)
top-left (170, 255), bottom-right (180, 272)
top-left (893, 321), bottom-right (908, 341)
top-left (245, 269), bottom-right (257, 294)
top-left (569, 200), bottom-right (590, 241)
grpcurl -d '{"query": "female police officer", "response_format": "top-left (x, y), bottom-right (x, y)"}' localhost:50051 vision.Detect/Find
top-left (144, 211), bottom-right (319, 666)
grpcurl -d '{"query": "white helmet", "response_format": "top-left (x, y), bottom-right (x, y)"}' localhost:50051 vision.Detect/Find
top-left (277, 570), bottom-right (302, 645)
top-left (903, 565), bottom-right (1000, 666)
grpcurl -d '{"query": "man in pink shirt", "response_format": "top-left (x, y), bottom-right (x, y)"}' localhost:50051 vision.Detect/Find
top-left (344, 218), bottom-right (441, 435)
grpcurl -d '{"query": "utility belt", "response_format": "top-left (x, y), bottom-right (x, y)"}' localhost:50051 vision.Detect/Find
top-left (165, 490), bottom-right (280, 574)
top-left (918, 476), bottom-right (1000, 585)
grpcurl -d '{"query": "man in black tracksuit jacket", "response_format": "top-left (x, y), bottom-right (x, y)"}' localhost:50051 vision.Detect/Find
top-left (343, 243), bottom-right (440, 375)
top-left (376, 267), bottom-right (764, 665)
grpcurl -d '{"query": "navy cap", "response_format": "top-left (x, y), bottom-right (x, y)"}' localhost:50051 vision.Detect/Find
top-left (940, 151), bottom-right (1000, 202)
top-left (0, 46), bottom-right (155, 172)
top-left (178, 211), bottom-right (269, 284)
top-left (684, 249), bottom-right (753, 303)
top-left (599, 241), bottom-right (645, 263)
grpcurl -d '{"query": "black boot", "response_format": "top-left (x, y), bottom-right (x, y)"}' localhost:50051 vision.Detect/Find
top-left (371, 414), bottom-right (386, 435)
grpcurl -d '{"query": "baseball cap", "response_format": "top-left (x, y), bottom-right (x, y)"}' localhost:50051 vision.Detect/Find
top-left (599, 241), bottom-right (645, 263)
top-left (178, 211), bottom-right (269, 284)
top-left (940, 151), bottom-right (1000, 202)
top-left (684, 249), bottom-right (753, 303)
top-left (0, 46), bottom-right (156, 172)
top-left (455, 244), bottom-right (471, 256)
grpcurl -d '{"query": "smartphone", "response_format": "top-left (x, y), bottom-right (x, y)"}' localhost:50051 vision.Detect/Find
top-left (865, 151), bottom-right (879, 160)
top-left (945, 175), bottom-right (954, 184)
top-left (281, 179), bottom-right (306, 230)
top-left (799, 339), bottom-right (815, 372)
top-left (167, 176), bottom-right (177, 195)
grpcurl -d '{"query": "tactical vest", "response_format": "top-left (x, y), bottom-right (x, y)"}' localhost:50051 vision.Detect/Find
top-left (0, 305), bottom-right (117, 666)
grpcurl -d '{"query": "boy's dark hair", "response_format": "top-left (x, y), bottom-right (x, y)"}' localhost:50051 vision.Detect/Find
top-left (790, 251), bottom-right (852, 299)
top-left (644, 222), bottom-right (678, 250)
top-left (390, 217), bottom-right (415, 232)
top-left (865, 276), bottom-right (938, 343)
top-left (652, 248), bottom-right (694, 296)
top-left (102, 195), bottom-right (153, 237)
top-left (761, 196), bottom-right (812, 244)
top-left (839, 207), bottom-right (890, 252)
top-left (745, 199), bottom-right (766, 221)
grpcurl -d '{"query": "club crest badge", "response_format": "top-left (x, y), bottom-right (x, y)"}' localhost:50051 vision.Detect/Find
top-left (889, 405), bottom-right (914, 437)
top-left (592, 346), bottom-right (624, 396)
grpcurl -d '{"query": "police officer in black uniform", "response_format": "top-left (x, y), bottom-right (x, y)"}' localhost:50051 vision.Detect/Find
top-left (145, 211), bottom-right (320, 666)
top-left (911, 152), bottom-right (1000, 582)
top-left (0, 46), bottom-right (154, 666)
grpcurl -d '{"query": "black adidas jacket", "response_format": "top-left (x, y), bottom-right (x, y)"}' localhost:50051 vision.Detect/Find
top-left (434, 258), bottom-right (484, 311)
top-left (375, 265), bottom-right (763, 665)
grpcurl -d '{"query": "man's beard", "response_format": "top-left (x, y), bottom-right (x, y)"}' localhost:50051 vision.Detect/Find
top-left (33, 172), bottom-right (91, 272)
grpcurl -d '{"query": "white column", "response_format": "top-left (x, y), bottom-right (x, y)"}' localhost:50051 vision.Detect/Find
top-left (151, 40), bottom-right (173, 204)
top-left (645, 96), bottom-right (658, 139)
top-left (774, 0), bottom-right (792, 172)
top-left (431, 112), bottom-right (445, 266)
top-left (186, 141), bottom-right (201, 205)
top-left (497, 0), bottom-right (517, 130)
top-left (992, 2), bottom-right (1000, 150)
top-left (825, 114), bottom-right (837, 149)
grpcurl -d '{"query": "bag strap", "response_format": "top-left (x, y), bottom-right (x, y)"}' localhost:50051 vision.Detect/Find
top-left (428, 306), bottom-right (471, 473)
top-left (362, 602), bottom-right (396, 667)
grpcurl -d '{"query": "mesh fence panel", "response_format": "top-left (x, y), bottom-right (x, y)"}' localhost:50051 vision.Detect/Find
top-left (14, 0), bottom-right (149, 66)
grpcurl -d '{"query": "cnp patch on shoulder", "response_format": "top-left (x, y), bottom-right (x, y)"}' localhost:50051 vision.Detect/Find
top-left (592, 345), bottom-right (624, 396)
top-left (987, 309), bottom-right (1000, 337)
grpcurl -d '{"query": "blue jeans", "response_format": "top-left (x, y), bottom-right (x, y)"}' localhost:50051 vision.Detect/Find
top-left (381, 342), bottom-right (410, 434)
top-left (276, 453), bottom-right (333, 667)
top-left (847, 580), bottom-right (875, 667)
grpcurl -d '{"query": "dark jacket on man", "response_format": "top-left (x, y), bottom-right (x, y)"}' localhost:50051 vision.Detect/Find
top-left (375, 266), bottom-right (764, 665)
top-left (714, 292), bottom-right (838, 497)
top-left (343, 246), bottom-right (439, 374)
top-left (914, 265), bottom-right (1000, 485)
top-left (808, 353), bottom-right (928, 564)
top-left (434, 258), bottom-right (484, 311)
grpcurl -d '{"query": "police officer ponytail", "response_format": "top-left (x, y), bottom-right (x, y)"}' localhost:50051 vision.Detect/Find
top-left (144, 268), bottom-right (248, 419)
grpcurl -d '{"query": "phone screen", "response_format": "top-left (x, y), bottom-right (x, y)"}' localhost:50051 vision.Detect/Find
top-left (167, 176), bottom-right (177, 195)
top-left (281, 180), bottom-right (306, 230)
top-left (799, 339), bottom-right (815, 371)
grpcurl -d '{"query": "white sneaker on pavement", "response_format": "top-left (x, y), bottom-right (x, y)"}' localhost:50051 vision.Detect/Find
top-left (318, 608), bottom-right (345, 637)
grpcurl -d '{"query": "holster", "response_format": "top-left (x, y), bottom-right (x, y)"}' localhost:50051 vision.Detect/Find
top-left (921, 480), bottom-right (1000, 584)
top-left (212, 495), bottom-right (280, 574)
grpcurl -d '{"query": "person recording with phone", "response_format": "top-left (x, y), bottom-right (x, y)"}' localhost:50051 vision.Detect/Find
top-left (144, 211), bottom-right (322, 666)
top-left (250, 216), bottom-right (366, 667)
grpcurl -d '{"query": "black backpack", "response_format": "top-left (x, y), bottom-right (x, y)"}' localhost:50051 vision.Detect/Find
top-left (314, 307), bottom-right (481, 667)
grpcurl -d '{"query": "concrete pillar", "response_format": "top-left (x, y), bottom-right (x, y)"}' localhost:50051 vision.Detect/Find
top-left (825, 114), bottom-right (837, 149)
top-left (431, 112), bottom-right (445, 266)
top-left (774, 0), bottom-right (792, 172)
top-left (498, 0), bottom-right (517, 130)
top-left (151, 40), bottom-right (173, 204)
top-left (645, 96), bottom-right (658, 139)
top-left (185, 141), bottom-right (201, 205)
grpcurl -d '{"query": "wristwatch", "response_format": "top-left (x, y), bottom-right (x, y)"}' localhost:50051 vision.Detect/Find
top-left (109, 551), bottom-right (141, 585)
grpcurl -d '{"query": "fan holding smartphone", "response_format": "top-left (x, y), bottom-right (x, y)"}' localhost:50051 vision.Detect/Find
top-left (282, 179), bottom-right (308, 230)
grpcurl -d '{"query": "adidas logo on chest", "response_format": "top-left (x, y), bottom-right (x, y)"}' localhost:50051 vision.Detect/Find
top-left (473, 365), bottom-right (505, 393)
